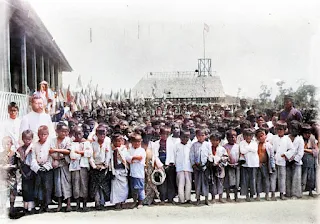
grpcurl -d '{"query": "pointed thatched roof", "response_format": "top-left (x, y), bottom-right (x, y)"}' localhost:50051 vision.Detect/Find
top-left (132, 72), bottom-right (225, 99)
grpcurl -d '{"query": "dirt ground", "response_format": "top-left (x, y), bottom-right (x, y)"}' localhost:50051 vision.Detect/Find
top-left (2, 194), bottom-right (319, 224)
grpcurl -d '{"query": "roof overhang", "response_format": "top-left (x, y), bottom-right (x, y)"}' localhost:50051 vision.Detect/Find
top-left (9, 0), bottom-right (72, 72)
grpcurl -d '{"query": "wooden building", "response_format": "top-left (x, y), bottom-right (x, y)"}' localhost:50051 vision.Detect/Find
top-left (132, 71), bottom-right (226, 104)
top-left (0, 0), bottom-right (72, 121)
top-left (0, 0), bottom-right (72, 94)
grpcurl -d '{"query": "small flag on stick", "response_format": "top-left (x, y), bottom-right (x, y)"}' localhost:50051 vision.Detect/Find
top-left (90, 28), bottom-right (92, 43)
top-left (204, 23), bottom-right (209, 32)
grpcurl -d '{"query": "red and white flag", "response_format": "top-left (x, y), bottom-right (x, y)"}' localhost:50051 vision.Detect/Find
top-left (204, 23), bottom-right (209, 32)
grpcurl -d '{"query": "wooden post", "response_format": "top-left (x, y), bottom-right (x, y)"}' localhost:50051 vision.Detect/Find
top-left (46, 58), bottom-right (50, 85)
top-left (0, 1), bottom-right (11, 92)
top-left (54, 64), bottom-right (58, 90)
top-left (21, 31), bottom-right (27, 94)
top-left (31, 46), bottom-right (37, 92)
top-left (51, 63), bottom-right (55, 90)
top-left (40, 53), bottom-right (44, 82)
top-left (57, 61), bottom-right (62, 90)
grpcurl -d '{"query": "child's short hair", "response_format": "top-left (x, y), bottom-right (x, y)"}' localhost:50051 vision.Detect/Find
top-left (255, 128), bottom-right (266, 137)
top-left (2, 136), bottom-right (12, 149)
top-left (111, 133), bottom-right (123, 143)
top-left (240, 120), bottom-right (251, 129)
top-left (301, 123), bottom-right (312, 134)
top-left (96, 123), bottom-right (107, 131)
top-left (56, 122), bottom-right (69, 131)
top-left (226, 129), bottom-right (237, 138)
top-left (180, 129), bottom-right (190, 137)
top-left (243, 128), bottom-right (255, 136)
top-left (2, 136), bottom-right (12, 144)
top-left (130, 134), bottom-right (142, 142)
top-left (276, 121), bottom-right (287, 130)
top-left (289, 120), bottom-right (301, 130)
top-left (38, 125), bottom-right (49, 134)
top-left (195, 129), bottom-right (206, 136)
top-left (22, 130), bottom-right (34, 139)
top-left (73, 126), bottom-right (83, 133)
top-left (8, 102), bottom-right (19, 111)
top-left (160, 126), bottom-right (170, 135)
top-left (209, 132), bottom-right (222, 141)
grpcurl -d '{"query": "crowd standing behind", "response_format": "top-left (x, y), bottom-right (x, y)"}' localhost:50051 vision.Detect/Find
top-left (1, 91), bottom-right (320, 217)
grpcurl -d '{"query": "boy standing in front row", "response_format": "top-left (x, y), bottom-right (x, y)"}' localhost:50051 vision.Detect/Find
top-left (272, 121), bottom-right (294, 200)
top-left (126, 134), bottom-right (146, 209)
top-left (224, 129), bottom-right (240, 202)
top-left (255, 128), bottom-right (275, 201)
top-left (190, 129), bottom-right (211, 206)
top-left (208, 132), bottom-right (228, 203)
top-left (30, 125), bottom-right (53, 213)
top-left (69, 126), bottom-right (94, 212)
top-left (16, 130), bottom-right (35, 214)
top-left (239, 128), bottom-right (259, 202)
top-left (50, 122), bottom-right (73, 212)
top-left (174, 130), bottom-right (193, 204)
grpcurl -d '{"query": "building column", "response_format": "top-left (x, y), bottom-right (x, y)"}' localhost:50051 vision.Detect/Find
top-left (57, 62), bottom-right (62, 90)
top-left (54, 63), bottom-right (58, 91)
top-left (40, 52), bottom-right (44, 82)
top-left (46, 58), bottom-right (50, 85)
top-left (31, 46), bottom-right (37, 92)
top-left (21, 31), bottom-right (27, 94)
top-left (0, 1), bottom-right (11, 92)
top-left (51, 63), bottom-right (55, 90)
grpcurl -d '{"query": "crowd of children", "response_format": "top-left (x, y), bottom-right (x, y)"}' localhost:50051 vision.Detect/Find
top-left (1, 96), bottom-right (320, 217)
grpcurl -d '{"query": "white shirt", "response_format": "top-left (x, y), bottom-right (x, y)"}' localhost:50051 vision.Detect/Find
top-left (272, 135), bottom-right (294, 166)
top-left (20, 111), bottom-right (55, 141)
top-left (2, 117), bottom-right (21, 148)
top-left (224, 143), bottom-right (240, 165)
top-left (239, 140), bottom-right (259, 167)
top-left (126, 147), bottom-right (146, 179)
top-left (267, 121), bottom-right (273, 128)
top-left (236, 134), bottom-right (244, 144)
top-left (50, 136), bottom-right (72, 168)
top-left (266, 133), bottom-right (274, 144)
top-left (174, 142), bottom-right (193, 172)
top-left (153, 136), bottom-right (180, 165)
top-left (34, 89), bottom-right (54, 106)
top-left (69, 141), bottom-right (93, 171)
top-left (30, 139), bottom-right (53, 173)
top-left (292, 135), bottom-right (304, 165)
top-left (190, 141), bottom-right (212, 167)
top-left (219, 138), bottom-right (228, 147)
top-left (208, 145), bottom-right (228, 165)
top-left (92, 137), bottom-right (111, 165)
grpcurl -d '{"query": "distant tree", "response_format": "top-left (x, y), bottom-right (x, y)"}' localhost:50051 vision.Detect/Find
top-left (294, 83), bottom-right (318, 108)
top-left (257, 84), bottom-right (273, 110)
top-left (274, 81), bottom-right (294, 110)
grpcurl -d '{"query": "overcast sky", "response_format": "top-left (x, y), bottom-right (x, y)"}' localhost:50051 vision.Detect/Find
top-left (27, 0), bottom-right (320, 99)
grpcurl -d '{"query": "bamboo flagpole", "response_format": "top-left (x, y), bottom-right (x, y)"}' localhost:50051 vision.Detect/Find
top-left (203, 23), bottom-right (209, 59)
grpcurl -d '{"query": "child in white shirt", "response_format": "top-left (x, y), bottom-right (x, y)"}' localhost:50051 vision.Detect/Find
top-left (239, 128), bottom-right (259, 202)
top-left (174, 130), bottom-right (192, 204)
top-left (126, 134), bottom-right (146, 209)
top-left (272, 121), bottom-right (294, 200)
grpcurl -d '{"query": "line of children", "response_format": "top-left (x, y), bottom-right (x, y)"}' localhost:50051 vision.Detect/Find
top-left (4, 118), bottom-right (319, 216)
